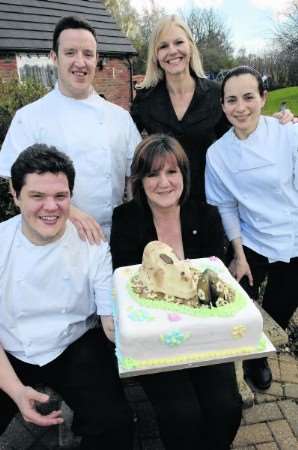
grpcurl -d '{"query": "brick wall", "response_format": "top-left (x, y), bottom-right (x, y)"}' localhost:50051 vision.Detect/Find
top-left (0, 54), bottom-right (18, 80)
top-left (94, 57), bottom-right (132, 110)
top-left (0, 54), bottom-right (132, 110)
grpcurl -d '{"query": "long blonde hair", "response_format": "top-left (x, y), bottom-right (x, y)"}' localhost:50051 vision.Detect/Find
top-left (138, 15), bottom-right (206, 89)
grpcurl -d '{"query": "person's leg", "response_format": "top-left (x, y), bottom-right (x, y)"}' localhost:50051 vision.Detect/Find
top-left (0, 390), bottom-right (18, 434)
top-left (262, 257), bottom-right (298, 330)
top-left (44, 328), bottom-right (133, 450)
top-left (190, 363), bottom-right (242, 450)
top-left (139, 369), bottom-right (209, 450)
top-left (234, 246), bottom-right (273, 390)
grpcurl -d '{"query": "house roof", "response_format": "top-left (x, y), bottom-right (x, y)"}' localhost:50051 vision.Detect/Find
top-left (0, 0), bottom-right (137, 55)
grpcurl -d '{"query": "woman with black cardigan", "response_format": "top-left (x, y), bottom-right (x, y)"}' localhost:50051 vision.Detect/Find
top-left (110, 134), bottom-right (242, 450)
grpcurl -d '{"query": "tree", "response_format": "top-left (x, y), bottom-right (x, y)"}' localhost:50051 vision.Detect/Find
top-left (273, 0), bottom-right (298, 85)
top-left (104, 0), bottom-right (140, 39)
top-left (275, 1), bottom-right (298, 53)
top-left (104, 0), bottom-right (165, 73)
top-left (184, 8), bottom-right (234, 74)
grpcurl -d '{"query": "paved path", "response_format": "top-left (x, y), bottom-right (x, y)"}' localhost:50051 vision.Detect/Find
top-left (128, 351), bottom-right (298, 450)
top-left (232, 351), bottom-right (298, 450)
top-left (1, 350), bottom-right (296, 450)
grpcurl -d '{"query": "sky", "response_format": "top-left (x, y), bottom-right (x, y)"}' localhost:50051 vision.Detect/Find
top-left (129, 0), bottom-right (292, 54)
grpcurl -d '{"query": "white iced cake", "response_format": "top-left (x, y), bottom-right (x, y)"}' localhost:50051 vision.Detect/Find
top-left (113, 241), bottom-right (264, 374)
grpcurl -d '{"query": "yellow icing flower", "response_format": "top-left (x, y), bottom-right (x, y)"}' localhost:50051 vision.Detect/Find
top-left (232, 325), bottom-right (246, 339)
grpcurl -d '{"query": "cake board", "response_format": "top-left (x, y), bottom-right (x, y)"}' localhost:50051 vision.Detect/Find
top-left (118, 332), bottom-right (275, 378)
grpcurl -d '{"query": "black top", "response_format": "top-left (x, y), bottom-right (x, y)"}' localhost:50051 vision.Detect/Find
top-left (110, 199), bottom-right (224, 270)
top-left (131, 77), bottom-right (230, 201)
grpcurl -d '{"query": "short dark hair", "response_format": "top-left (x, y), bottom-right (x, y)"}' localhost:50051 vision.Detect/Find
top-left (52, 15), bottom-right (97, 54)
top-left (11, 144), bottom-right (75, 198)
top-left (131, 134), bottom-right (190, 206)
top-left (221, 65), bottom-right (265, 103)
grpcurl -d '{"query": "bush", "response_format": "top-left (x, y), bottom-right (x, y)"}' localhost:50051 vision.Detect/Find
top-left (0, 76), bottom-right (48, 222)
top-left (0, 76), bottom-right (47, 117)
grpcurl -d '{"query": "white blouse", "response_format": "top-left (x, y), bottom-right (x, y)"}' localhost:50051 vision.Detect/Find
top-left (205, 115), bottom-right (298, 262)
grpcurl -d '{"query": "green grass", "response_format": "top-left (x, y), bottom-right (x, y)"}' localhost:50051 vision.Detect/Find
top-left (262, 86), bottom-right (298, 116)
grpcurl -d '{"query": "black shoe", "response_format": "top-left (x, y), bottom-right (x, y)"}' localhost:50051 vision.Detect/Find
top-left (243, 357), bottom-right (272, 390)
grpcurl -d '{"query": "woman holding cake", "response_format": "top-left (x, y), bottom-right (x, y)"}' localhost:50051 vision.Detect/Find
top-left (111, 134), bottom-right (242, 450)
top-left (205, 66), bottom-right (298, 390)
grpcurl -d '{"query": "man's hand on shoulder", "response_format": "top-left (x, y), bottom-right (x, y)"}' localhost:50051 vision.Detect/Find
top-left (69, 205), bottom-right (105, 244)
top-left (13, 385), bottom-right (64, 427)
top-left (272, 108), bottom-right (294, 124)
top-left (101, 315), bottom-right (115, 343)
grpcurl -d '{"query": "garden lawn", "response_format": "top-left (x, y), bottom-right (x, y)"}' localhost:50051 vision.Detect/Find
top-left (262, 86), bottom-right (298, 116)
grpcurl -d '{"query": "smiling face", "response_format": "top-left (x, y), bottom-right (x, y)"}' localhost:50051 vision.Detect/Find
top-left (142, 153), bottom-right (183, 211)
top-left (156, 24), bottom-right (191, 78)
top-left (13, 172), bottom-right (71, 245)
top-left (50, 28), bottom-right (97, 99)
top-left (222, 73), bottom-right (267, 140)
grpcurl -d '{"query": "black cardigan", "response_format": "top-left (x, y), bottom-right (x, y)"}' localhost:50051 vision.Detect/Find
top-left (110, 199), bottom-right (224, 270)
top-left (131, 77), bottom-right (230, 201)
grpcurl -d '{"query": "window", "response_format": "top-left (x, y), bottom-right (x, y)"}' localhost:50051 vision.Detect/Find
top-left (17, 54), bottom-right (57, 88)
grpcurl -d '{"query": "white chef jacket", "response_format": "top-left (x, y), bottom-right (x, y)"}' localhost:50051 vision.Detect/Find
top-left (205, 115), bottom-right (298, 262)
top-left (0, 86), bottom-right (141, 239)
top-left (0, 215), bottom-right (113, 366)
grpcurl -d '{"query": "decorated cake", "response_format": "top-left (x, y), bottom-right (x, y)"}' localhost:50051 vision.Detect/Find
top-left (113, 241), bottom-right (265, 374)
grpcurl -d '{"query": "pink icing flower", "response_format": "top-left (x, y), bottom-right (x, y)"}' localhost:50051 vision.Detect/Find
top-left (208, 256), bottom-right (219, 262)
top-left (168, 313), bottom-right (181, 322)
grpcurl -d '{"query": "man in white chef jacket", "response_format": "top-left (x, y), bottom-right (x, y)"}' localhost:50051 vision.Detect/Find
top-left (0, 15), bottom-right (141, 243)
top-left (0, 145), bottom-right (133, 450)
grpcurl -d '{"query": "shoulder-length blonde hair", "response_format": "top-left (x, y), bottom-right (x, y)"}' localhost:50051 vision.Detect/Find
top-left (138, 15), bottom-right (206, 89)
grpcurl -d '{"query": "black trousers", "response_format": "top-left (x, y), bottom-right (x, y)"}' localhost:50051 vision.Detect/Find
top-left (232, 246), bottom-right (298, 329)
top-left (139, 362), bottom-right (242, 450)
top-left (0, 328), bottom-right (133, 450)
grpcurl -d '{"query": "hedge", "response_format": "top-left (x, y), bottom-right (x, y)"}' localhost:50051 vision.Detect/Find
top-left (0, 77), bottom-right (47, 222)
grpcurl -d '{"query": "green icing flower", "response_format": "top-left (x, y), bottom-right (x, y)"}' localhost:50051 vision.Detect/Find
top-left (128, 307), bottom-right (154, 322)
top-left (160, 329), bottom-right (191, 347)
